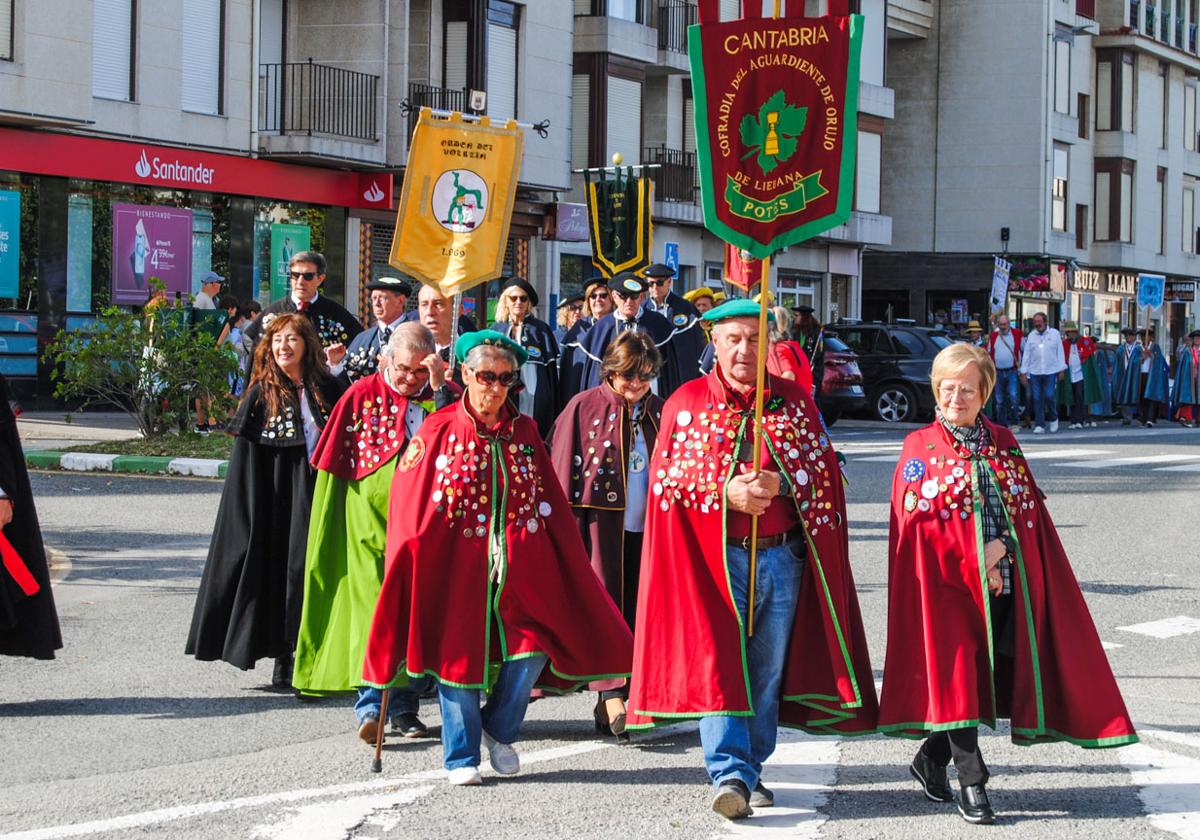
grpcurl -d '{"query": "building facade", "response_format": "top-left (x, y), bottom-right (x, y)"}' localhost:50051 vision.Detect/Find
top-left (867, 0), bottom-right (1199, 358)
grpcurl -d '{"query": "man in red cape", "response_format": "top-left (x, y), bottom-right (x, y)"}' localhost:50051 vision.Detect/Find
top-left (363, 330), bottom-right (633, 786)
top-left (627, 301), bottom-right (877, 821)
top-left (880, 344), bottom-right (1136, 823)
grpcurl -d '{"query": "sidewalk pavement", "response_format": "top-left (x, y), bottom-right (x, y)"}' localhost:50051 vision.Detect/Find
top-left (18, 411), bottom-right (228, 478)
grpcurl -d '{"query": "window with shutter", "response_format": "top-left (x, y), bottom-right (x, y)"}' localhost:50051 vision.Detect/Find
top-left (0, 0), bottom-right (13, 61)
top-left (572, 75), bottom-right (590, 169)
top-left (606, 77), bottom-right (642, 165)
top-left (719, 0), bottom-right (740, 20)
top-left (182, 0), bottom-right (223, 115)
top-left (856, 130), bottom-right (881, 213)
top-left (487, 22), bottom-right (517, 120)
top-left (93, 0), bottom-right (134, 101)
top-left (444, 21), bottom-right (468, 92)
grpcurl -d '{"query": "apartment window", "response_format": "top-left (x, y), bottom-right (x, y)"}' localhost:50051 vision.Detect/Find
top-left (1186, 77), bottom-right (1198, 152)
top-left (1157, 62), bottom-right (1169, 149)
top-left (1094, 158), bottom-right (1134, 242)
top-left (1054, 29), bottom-right (1072, 115)
top-left (1185, 176), bottom-right (1197, 254)
top-left (1078, 93), bottom-right (1089, 139)
top-left (181, 0), bottom-right (224, 115)
top-left (1075, 204), bottom-right (1088, 250)
top-left (486, 2), bottom-right (519, 121)
top-left (855, 130), bottom-right (881, 213)
top-left (606, 76), bottom-right (642, 164)
top-left (1096, 49), bottom-right (1135, 132)
top-left (1155, 167), bottom-right (1167, 254)
top-left (93, 0), bottom-right (136, 101)
top-left (571, 75), bottom-right (589, 171)
top-left (608, 0), bottom-right (639, 21)
top-left (719, 0), bottom-right (740, 20)
top-left (1, 0), bottom-right (12, 61)
top-left (1052, 143), bottom-right (1069, 232)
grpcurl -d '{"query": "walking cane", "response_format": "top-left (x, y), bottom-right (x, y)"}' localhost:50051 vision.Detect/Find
top-left (371, 688), bottom-right (390, 773)
top-left (746, 256), bottom-right (772, 638)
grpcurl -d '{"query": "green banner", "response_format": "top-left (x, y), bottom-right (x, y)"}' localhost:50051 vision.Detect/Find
top-left (585, 168), bottom-right (653, 278)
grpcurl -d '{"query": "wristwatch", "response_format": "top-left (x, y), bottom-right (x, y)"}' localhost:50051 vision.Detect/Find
top-left (998, 534), bottom-right (1017, 559)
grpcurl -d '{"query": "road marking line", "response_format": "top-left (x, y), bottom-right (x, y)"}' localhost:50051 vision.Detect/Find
top-left (1139, 727), bottom-right (1200, 752)
top-left (1101, 641), bottom-right (1124, 650)
top-left (1116, 616), bottom-right (1200, 639)
top-left (1020, 448), bottom-right (1112, 460)
top-left (250, 787), bottom-right (434, 840)
top-left (0, 723), bottom-right (696, 840)
top-left (1058, 454), bottom-right (1200, 469)
top-left (1119, 743), bottom-right (1200, 839)
top-left (1155, 463), bottom-right (1200, 473)
top-left (714, 731), bottom-right (839, 840)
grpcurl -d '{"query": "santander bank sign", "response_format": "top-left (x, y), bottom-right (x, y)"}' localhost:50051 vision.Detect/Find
top-left (134, 149), bottom-right (216, 186)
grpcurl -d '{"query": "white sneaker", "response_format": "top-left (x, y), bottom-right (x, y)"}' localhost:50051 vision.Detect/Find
top-left (1033, 426), bottom-right (1045, 434)
top-left (447, 766), bottom-right (482, 786)
top-left (483, 732), bottom-right (520, 775)
top-left (1049, 420), bottom-right (1060, 433)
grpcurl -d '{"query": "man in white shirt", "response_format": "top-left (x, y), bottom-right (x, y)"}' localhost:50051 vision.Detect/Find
top-left (985, 316), bottom-right (1023, 427)
top-left (1018, 313), bottom-right (1066, 434)
top-left (192, 272), bottom-right (223, 310)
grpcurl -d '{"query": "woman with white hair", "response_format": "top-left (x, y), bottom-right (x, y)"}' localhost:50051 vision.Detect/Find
top-left (363, 331), bottom-right (633, 786)
top-left (294, 322), bottom-right (448, 740)
top-left (879, 343), bottom-right (1136, 825)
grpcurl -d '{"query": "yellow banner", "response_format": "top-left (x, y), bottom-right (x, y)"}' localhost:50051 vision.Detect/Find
top-left (389, 109), bottom-right (524, 296)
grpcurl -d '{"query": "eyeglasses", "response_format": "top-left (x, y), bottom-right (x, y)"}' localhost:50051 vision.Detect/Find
top-left (471, 369), bottom-right (519, 387)
top-left (938, 384), bottom-right (979, 400)
top-left (289, 271), bottom-right (318, 281)
top-left (391, 363), bottom-right (429, 380)
top-left (568, 304), bottom-right (583, 313)
top-left (589, 291), bottom-right (610, 300)
top-left (615, 371), bottom-right (655, 383)
top-left (507, 294), bottom-right (529, 303)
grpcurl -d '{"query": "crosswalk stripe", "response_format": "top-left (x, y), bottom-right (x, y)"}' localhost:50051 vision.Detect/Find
top-left (1119, 743), bottom-right (1200, 839)
top-left (1116, 616), bottom-right (1200, 639)
top-left (1058, 454), bottom-right (1200, 469)
top-left (851, 454), bottom-right (901, 463)
top-left (1020, 448), bottom-right (1112, 460)
top-left (1155, 463), bottom-right (1200, 473)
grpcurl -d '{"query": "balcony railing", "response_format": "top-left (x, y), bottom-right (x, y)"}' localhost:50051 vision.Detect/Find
top-left (645, 145), bottom-right (696, 203)
top-left (1075, 0), bottom-right (1095, 19)
top-left (656, 0), bottom-right (697, 52)
top-left (259, 60), bottom-right (378, 141)
top-left (405, 83), bottom-right (467, 138)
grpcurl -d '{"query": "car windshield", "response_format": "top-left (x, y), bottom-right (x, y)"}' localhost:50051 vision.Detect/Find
top-left (823, 335), bottom-right (851, 352)
top-left (929, 334), bottom-right (953, 349)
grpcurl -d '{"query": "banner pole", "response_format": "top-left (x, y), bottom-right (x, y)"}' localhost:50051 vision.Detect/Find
top-left (450, 293), bottom-right (462, 377)
top-left (746, 254), bottom-right (772, 638)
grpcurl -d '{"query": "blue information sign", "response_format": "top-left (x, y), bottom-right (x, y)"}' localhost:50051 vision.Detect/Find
top-left (664, 241), bottom-right (680, 274)
top-left (0, 190), bottom-right (20, 299)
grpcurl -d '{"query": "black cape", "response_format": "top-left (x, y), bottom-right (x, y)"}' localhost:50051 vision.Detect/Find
top-left (566, 310), bottom-right (689, 401)
top-left (0, 374), bottom-right (61, 660)
top-left (489, 316), bottom-right (560, 438)
top-left (647, 292), bottom-right (706, 386)
top-left (557, 316), bottom-right (597, 408)
top-left (243, 295), bottom-right (363, 351)
top-left (185, 376), bottom-right (345, 669)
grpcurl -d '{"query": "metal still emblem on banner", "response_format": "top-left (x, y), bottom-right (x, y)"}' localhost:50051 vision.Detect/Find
top-left (389, 109), bottom-right (523, 296)
top-left (689, 10), bottom-right (863, 257)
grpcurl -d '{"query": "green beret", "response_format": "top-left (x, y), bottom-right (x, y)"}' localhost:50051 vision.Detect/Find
top-left (454, 329), bottom-right (529, 366)
top-left (701, 299), bottom-right (775, 323)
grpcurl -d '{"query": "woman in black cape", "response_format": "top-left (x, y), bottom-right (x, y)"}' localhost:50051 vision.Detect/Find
top-left (0, 374), bottom-right (62, 660)
top-left (186, 312), bottom-right (345, 686)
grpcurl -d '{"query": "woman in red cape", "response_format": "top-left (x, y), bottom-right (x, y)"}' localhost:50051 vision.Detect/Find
top-left (362, 330), bottom-right (633, 786)
top-left (881, 343), bottom-right (1136, 825)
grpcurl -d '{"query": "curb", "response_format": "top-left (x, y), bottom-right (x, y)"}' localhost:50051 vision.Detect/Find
top-left (26, 450), bottom-right (228, 478)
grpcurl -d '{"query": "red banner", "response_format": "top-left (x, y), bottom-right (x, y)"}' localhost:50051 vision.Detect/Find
top-left (723, 242), bottom-right (763, 291)
top-left (688, 10), bottom-right (862, 257)
top-left (0, 127), bottom-right (392, 210)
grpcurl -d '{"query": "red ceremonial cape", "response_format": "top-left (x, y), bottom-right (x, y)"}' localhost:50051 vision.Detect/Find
top-left (362, 398), bottom-right (634, 691)
top-left (627, 370), bottom-right (878, 734)
top-left (879, 420), bottom-right (1137, 748)
top-left (310, 372), bottom-right (417, 481)
top-left (1062, 335), bottom-right (1098, 363)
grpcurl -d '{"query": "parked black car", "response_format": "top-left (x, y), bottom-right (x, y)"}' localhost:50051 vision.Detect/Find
top-left (823, 323), bottom-right (953, 423)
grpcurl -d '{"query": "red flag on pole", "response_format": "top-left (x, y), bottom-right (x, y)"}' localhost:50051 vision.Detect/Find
top-left (723, 242), bottom-right (764, 291)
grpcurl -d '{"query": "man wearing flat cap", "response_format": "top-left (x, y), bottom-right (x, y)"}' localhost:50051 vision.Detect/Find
top-left (343, 276), bottom-right (414, 383)
top-left (563, 272), bottom-right (689, 401)
top-left (644, 262), bottom-right (706, 377)
top-left (490, 277), bottom-right (561, 438)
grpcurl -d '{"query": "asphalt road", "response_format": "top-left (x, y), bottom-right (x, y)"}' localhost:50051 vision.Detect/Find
top-left (1, 420), bottom-right (1198, 840)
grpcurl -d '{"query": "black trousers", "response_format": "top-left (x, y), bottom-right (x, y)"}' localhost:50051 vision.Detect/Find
top-left (1139, 397), bottom-right (1159, 423)
top-left (599, 530), bottom-right (643, 702)
top-left (1070, 380), bottom-right (1087, 425)
top-left (922, 727), bottom-right (989, 787)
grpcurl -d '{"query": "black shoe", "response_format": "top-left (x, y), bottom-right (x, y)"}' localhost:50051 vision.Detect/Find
top-left (271, 655), bottom-right (293, 688)
top-left (390, 712), bottom-right (429, 738)
top-left (711, 779), bottom-right (753, 820)
top-left (750, 781), bottom-right (774, 808)
top-left (958, 784), bottom-right (995, 825)
top-left (910, 749), bottom-right (954, 803)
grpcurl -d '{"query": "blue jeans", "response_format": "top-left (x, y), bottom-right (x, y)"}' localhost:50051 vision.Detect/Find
top-left (699, 542), bottom-right (804, 790)
top-left (992, 368), bottom-right (1019, 426)
top-left (438, 654), bottom-right (548, 771)
top-left (1029, 373), bottom-right (1058, 428)
top-left (354, 676), bottom-right (433, 725)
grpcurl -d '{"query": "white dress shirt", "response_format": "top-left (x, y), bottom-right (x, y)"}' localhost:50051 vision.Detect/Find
top-left (1019, 328), bottom-right (1066, 376)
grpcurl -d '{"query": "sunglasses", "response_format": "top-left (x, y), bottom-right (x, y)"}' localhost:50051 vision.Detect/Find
top-left (649, 279), bottom-right (670, 286)
top-left (289, 271), bottom-right (318, 281)
top-left (471, 369), bottom-right (519, 387)
top-left (568, 304), bottom-right (583, 312)
top-left (616, 371), bottom-right (655, 383)
top-left (507, 294), bottom-right (529, 303)
top-left (613, 290), bottom-right (641, 300)
top-left (588, 291), bottom-right (610, 299)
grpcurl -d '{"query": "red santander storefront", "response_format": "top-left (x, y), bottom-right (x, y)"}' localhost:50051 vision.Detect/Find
top-left (0, 126), bottom-right (392, 402)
